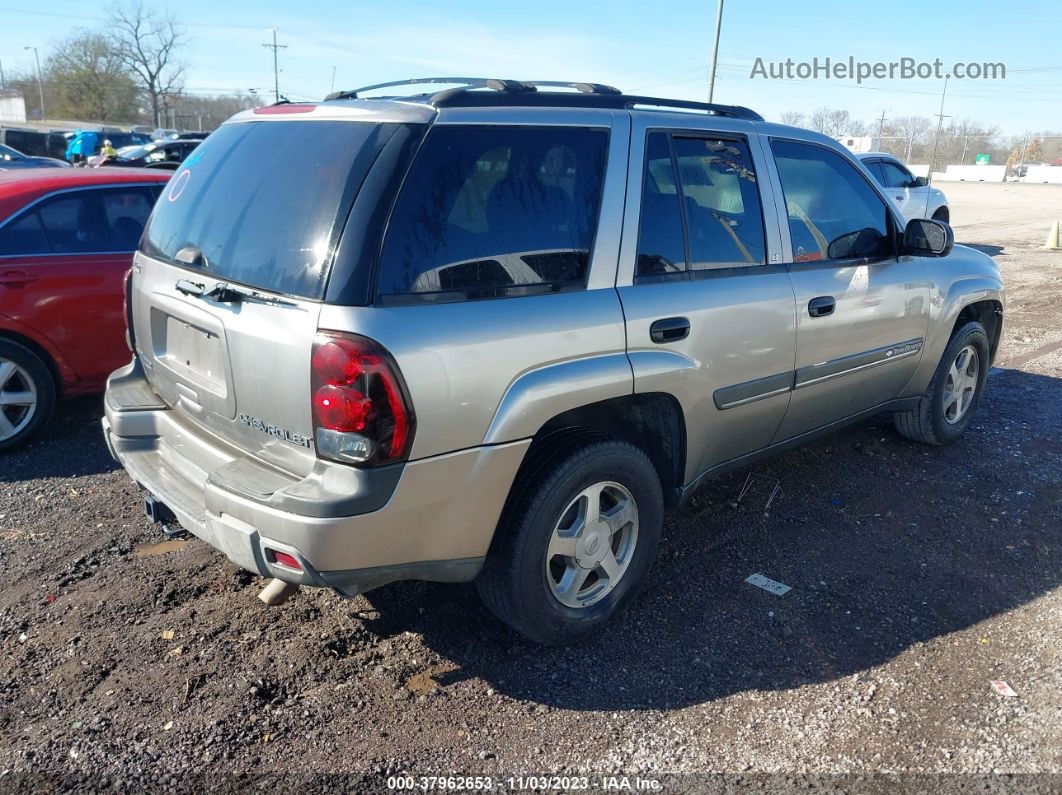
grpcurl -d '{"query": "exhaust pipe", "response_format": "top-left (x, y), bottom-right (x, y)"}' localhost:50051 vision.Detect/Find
top-left (258, 578), bottom-right (299, 606)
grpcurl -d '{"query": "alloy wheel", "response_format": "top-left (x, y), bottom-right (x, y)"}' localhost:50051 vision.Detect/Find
top-left (0, 358), bottom-right (37, 442)
top-left (943, 345), bottom-right (979, 424)
top-left (545, 481), bottom-right (639, 609)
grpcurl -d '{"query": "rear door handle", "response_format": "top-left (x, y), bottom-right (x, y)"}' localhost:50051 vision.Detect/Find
top-left (808, 296), bottom-right (835, 317)
top-left (0, 271), bottom-right (38, 288)
top-left (650, 316), bottom-right (690, 344)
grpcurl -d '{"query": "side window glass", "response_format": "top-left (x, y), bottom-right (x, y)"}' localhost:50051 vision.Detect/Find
top-left (772, 140), bottom-right (892, 262)
top-left (881, 161), bottom-right (913, 188)
top-left (864, 160), bottom-right (888, 186)
top-left (377, 125), bottom-right (608, 299)
top-left (0, 211), bottom-right (50, 256)
top-left (636, 132), bottom-right (686, 276)
top-left (102, 188), bottom-right (154, 250)
top-left (37, 193), bottom-right (111, 253)
top-left (672, 136), bottom-right (766, 269)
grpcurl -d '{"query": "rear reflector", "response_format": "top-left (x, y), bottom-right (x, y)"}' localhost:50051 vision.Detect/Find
top-left (270, 550), bottom-right (302, 570)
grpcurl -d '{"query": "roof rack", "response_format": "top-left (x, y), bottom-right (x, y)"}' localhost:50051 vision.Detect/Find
top-left (323, 76), bottom-right (761, 121)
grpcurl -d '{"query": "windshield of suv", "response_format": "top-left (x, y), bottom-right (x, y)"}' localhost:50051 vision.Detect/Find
top-left (141, 119), bottom-right (404, 299)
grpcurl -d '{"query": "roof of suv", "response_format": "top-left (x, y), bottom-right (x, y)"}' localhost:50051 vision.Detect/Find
top-left (230, 77), bottom-right (764, 124)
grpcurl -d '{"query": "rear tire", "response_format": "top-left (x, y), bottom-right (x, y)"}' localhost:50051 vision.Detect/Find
top-left (893, 321), bottom-right (989, 445)
top-left (477, 439), bottom-right (663, 646)
top-left (0, 340), bottom-right (56, 453)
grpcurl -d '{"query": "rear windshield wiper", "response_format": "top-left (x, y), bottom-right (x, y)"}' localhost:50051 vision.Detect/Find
top-left (174, 278), bottom-right (297, 308)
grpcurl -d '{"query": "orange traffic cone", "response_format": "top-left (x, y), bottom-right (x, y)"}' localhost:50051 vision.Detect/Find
top-left (1045, 220), bottom-right (1061, 250)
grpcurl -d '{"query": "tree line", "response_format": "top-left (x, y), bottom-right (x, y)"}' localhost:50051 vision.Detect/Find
top-left (779, 108), bottom-right (1062, 171)
top-left (2, 1), bottom-right (259, 130)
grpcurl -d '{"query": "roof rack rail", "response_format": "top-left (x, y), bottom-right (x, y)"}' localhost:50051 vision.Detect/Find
top-left (430, 90), bottom-right (762, 121)
top-left (322, 76), bottom-right (762, 121)
top-left (324, 77), bottom-right (535, 102)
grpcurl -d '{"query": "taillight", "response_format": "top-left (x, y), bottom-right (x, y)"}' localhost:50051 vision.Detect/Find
top-left (123, 268), bottom-right (135, 352)
top-left (310, 332), bottom-right (415, 466)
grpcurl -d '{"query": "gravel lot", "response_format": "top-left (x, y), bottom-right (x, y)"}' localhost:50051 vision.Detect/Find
top-left (1, 182), bottom-right (1060, 791)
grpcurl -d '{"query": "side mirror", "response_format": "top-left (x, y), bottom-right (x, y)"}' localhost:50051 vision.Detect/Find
top-left (912, 176), bottom-right (928, 188)
top-left (903, 218), bottom-right (954, 257)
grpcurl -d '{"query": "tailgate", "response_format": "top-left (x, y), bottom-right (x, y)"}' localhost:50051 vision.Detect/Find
top-left (131, 252), bottom-right (322, 477)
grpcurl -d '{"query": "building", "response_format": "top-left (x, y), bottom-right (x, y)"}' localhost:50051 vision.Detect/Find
top-left (0, 90), bottom-right (27, 124)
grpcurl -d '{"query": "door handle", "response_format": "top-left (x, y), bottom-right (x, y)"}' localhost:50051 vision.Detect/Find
top-left (650, 316), bottom-right (690, 344)
top-left (808, 296), bottom-right (835, 318)
top-left (0, 271), bottom-right (38, 288)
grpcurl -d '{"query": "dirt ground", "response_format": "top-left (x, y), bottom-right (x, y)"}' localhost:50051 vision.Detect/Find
top-left (1, 182), bottom-right (1060, 792)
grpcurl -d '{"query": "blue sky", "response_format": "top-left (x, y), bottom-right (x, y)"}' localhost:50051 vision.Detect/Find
top-left (1, 0), bottom-right (1058, 135)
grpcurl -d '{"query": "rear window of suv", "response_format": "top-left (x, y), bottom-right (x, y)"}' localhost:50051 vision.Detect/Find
top-left (376, 125), bottom-right (609, 302)
top-left (141, 120), bottom-right (406, 300)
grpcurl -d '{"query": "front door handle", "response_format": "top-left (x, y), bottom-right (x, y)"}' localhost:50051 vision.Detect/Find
top-left (0, 270), bottom-right (38, 288)
top-left (808, 296), bottom-right (835, 318)
top-left (650, 316), bottom-right (690, 344)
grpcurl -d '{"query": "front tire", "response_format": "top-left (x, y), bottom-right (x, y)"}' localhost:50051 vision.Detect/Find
top-left (0, 340), bottom-right (56, 453)
top-left (477, 439), bottom-right (663, 646)
top-left (893, 321), bottom-right (989, 445)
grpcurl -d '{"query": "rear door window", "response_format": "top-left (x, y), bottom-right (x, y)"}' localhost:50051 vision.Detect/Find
top-left (673, 136), bottom-right (765, 269)
top-left (376, 125), bottom-right (609, 301)
top-left (636, 131), bottom-right (766, 278)
top-left (141, 120), bottom-right (404, 300)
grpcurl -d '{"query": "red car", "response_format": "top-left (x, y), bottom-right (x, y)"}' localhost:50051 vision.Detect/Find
top-left (0, 167), bottom-right (171, 451)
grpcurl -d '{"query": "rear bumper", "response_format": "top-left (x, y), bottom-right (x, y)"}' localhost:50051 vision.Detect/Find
top-left (103, 360), bottom-right (529, 596)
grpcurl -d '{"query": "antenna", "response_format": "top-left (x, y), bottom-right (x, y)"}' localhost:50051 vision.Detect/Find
top-left (262, 29), bottom-right (288, 104)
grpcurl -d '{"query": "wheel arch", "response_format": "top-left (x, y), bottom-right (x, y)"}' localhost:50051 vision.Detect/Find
top-left (0, 326), bottom-right (64, 398)
top-left (521, 392), bottom-right (687, 509)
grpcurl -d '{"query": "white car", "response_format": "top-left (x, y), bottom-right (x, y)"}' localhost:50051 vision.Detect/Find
top-left (856, 152), bottom-right (949, 224)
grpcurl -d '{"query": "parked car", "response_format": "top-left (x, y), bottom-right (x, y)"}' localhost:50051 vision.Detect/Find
top-left (0, 168), bottom-right (171, 451)
top-left (89, 139), bottom-right (200, 170)
top-left (0, 143), bottom-right (70, 170)
top-left (103, 78), bottom-right (1004, 645)
top-left (856, 152), bottom-right (949, 223)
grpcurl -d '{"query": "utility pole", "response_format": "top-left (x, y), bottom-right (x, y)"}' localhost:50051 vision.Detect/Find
top-left (706, 0), bottom-right (725, 103)
top-left (960, 133), bottom-right (969, 165)
top-left (24, 46), bottom-right (44, 120)
top-left (262, 29), bottom-right (287, 104)
top-left (927, 76), bottom-right (950, 186)
top-left (330, 65), bottom-right (337, 94)
top-left (0, 59), bottom-right (6, 90)
top-left (876, 110), bottom-right (887, 140)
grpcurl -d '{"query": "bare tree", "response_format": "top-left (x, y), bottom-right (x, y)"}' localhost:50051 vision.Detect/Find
top-left (47, 31), bottom-right (140, 122)
top-left (110, 1), bottom-right (185, 126)
top-left (807, 108), bottom-right (867, 138)
top-left (778, 111), bottom-right (805, 127)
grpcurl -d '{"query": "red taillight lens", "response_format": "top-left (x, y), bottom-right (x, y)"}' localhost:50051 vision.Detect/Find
top-left (311, 339), bottom-right (364, 386)
top-left (313, 385), bottom-right (371, 432)
top-left (310, 332), bottom-right (415, 466)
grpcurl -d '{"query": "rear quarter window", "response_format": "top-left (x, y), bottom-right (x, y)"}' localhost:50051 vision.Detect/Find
top-left (376, 125), bottom-right (609, 302)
